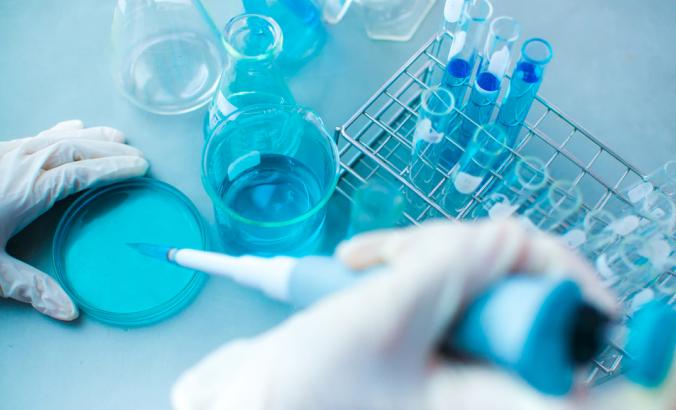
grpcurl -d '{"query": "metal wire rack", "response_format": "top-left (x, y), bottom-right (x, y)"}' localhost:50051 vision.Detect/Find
top-left (333, 31), bottom-right (675, 386)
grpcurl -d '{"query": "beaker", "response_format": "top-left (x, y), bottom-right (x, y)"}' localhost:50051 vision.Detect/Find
top-left (242, 0), bottom-right (326, 69)
top-left (110, 0), bottom-right (225, 115)
top-left (355, 0), bottom-right (437, 42)
top-left (204, 13), bottom-right (294, 137)
top-left (202, 104), bottom-right (339, 256)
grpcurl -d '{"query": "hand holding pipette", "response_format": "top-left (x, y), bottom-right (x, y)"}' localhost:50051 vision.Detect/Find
top-left (162, 219), bottom-right (674, 409)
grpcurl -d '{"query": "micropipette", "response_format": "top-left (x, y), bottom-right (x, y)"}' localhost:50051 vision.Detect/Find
top-left (128, 243), bottom-right (676, 395)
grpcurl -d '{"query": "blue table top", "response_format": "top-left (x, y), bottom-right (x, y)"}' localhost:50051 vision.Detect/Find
top-left (1, 1), bottom-right (675, 409)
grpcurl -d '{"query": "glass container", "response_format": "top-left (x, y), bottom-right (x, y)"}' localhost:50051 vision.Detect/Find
top-left (205, 13), bottom-right (294, 137)
top-left (202, 104), bottom-right (339, 256)
top-left (110, 0), bottom-right (225, 115)
top-left (441, 123), bottom-right (507, 213)
top-left (409, 86), bottom-right (456, 192)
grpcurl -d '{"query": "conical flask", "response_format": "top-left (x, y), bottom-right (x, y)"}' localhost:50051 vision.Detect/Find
top-left (204, 13), bottom-right (294, 137)
top-left (110, 0), bottom-right (225, 115)
top-left (242, 0), bottom-right (326, 69)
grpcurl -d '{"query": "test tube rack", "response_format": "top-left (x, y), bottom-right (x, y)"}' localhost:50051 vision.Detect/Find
top-left (334, 31), bottom-right (675, 386)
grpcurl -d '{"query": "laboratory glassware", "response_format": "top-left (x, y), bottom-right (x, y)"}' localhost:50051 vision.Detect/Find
top-left (626, 160), bottom-right (676, 204)
top-left (205, 14), bottom-right (294, 137)
top-left (561, 209), bottom-right (617, 256)
top-left (348, 180), bottom-right (405, 235)
top-left (409, 86), bottom-right (456, 192)
top-left (110, 0), bottom-right (225, 115)
top-left (497, 38), bottom-right (553, 143)
top-left (354, 0), bottom-right (437, 42)
top-left (242, 0), bottom-right (326, 69)
top-left (595, 237), bottom-right (659, 301)
top-left (471, 155), bottom-right (549, 219)
top-left (460, 17), bottom-right (520, 143)
top-left (522, 180), bottom-right (583, 231)
top-left (611, 190), bottom-right (676, 240)
top-left (333, 31), bottom-right (674, 385)
top-left (53, 178), bottom-right (207, 326)
top-left (441, 123), bottom-right (507, 213)
top-left (441, 0), bottom-right (493, 107)
top-left (202, 104), bottom-right (340, 256)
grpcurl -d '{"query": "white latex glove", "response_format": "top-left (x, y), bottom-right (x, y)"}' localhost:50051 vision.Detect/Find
top-left (171, 219), bottom-right (671, 410)
top-left (0, 120), bottom-right (149, 320)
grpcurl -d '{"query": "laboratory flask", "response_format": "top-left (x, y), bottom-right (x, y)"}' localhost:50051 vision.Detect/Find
top-left (202, 104), bottom-right (339, 256)
top-left (110, 0), bottom-right (225, 115)
top-left (354, 0), bottom-right (437, 42)
top-left (241, 0), bottom-right (326, 68)
top-left (205, 13), bottom-right (294, 137)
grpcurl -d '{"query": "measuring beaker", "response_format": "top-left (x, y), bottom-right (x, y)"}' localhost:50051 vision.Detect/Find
top-left (110, 0), bottom-right (225, 115)
top-left (354, 0), bottom-right (437, 41)
top-left (205, 13), bottom-right (294, 137)
top-left (202, 104), bottom-right (340, 256)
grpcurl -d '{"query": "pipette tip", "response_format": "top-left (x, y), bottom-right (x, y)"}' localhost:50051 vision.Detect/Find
top-left (127, 242), bottom-right (173, 262)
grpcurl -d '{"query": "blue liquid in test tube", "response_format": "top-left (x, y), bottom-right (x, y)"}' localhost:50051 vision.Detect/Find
top-left (441, 0), bottom-right (493, 109)
top-left (460, 17), bottom-right (520, 145)
top-left (497, 38), bottom-right (553, 148)
top-left (438, 0), bottom-right (493, 169)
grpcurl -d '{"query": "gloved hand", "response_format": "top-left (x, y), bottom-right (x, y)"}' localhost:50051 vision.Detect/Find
top-left (171, 219), bottom-right (671, 410)
top-left (0, 120), bottom-right (149, 320)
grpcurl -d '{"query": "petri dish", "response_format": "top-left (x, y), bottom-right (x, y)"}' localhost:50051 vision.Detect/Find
top-left (53, 178), bottom-right (208, 326)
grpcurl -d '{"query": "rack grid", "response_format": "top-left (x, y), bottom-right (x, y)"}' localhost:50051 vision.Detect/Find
top-left (333, 31), bottom-right (674, 386)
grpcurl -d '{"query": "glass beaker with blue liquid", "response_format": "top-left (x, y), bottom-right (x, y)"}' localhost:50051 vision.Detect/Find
top-left (202, 104), bottom-right (339, 256)
top-left (242, 0), bottom-right (326, 69)
top-left (205, 13), bottom-right (294, 137)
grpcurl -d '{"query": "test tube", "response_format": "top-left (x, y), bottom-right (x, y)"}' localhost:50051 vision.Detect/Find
top-left (441, 123), bottom-right (507, 213)
top-left (459, 17), bottom-right (520, 144)
top-left (626, 160), bottom-right (676, 204)
top-left (471, 155), bottom-right (549, 219)
top-left (348, 180), bottom-right (405, 236)
top-left (561, 209), bottom-right (617, 256)
top-left (441, 0), bottom-right (493, 107)
top-left (611, 190), bottom-right (676, 240)
top-left (428, 0), bottom-right (470, 86)
top-left (595, 237), bottom-right (658, 300)
top-left (409, 86), bottom-right (456, 192)
top-left (522, 180), bottom-right (583, 231)
top-left (497, 38), bottom-right (553, 144)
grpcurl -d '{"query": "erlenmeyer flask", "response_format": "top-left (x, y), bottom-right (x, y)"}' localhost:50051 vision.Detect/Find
top-left (204, 13), bottom-right (294, 137)
top-left (242, 0), bottom-right (326, 69)
top-left (110, 0), bottom-right (225, 115)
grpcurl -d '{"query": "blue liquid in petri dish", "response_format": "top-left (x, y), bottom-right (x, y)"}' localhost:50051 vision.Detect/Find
top-left (218, 153), bottom-right (324, 253)
top-left (55, 179), bottom-right (205, 325)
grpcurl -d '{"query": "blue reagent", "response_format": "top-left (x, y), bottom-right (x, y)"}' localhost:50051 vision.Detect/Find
top-left (497, 38), bottom-right (553, 150)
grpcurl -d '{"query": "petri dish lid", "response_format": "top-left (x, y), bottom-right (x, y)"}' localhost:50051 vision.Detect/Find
top-left (53, 178), bottom-right (208, 326)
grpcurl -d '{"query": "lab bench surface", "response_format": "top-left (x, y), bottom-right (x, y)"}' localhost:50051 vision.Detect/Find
top-left (1, 1), bottom-right (675, 409)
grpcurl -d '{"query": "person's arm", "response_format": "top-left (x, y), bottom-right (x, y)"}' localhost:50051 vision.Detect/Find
top-left (172, 220), bottom-right (673, 410)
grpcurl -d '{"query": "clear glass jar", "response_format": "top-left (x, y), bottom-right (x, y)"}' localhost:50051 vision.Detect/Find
top-left (110, 0), bottom-right (225, 115)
